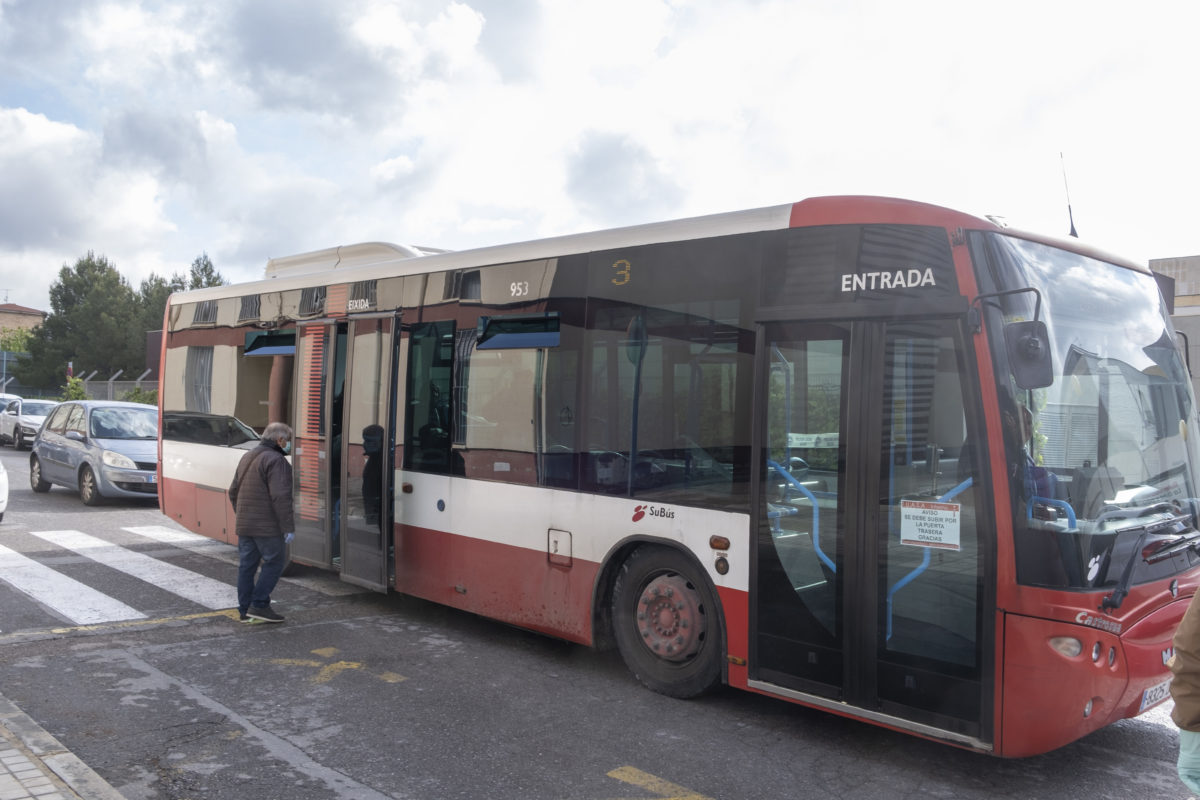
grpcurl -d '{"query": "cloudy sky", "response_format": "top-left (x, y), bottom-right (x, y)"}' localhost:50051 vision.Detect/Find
top-left (1, 0), bottom-right (1197, 312)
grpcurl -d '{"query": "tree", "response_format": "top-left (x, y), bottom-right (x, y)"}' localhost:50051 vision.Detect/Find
top-left (15, 252), bottom-right (143, 388)
top-left (141, 252), bottom-right (227, 332)
top-left (138, 252), bottom-right (227, 338)
top-left (137, 272), bottom-right (187, 338)
top-left (15, 250), bottom-right (230, 391)
top-left (187, 252), bottom-right (227, 290)
top-left (61, 375), bottom-right (87, 401)
top-left (0, 327), bottom-right (32, 353)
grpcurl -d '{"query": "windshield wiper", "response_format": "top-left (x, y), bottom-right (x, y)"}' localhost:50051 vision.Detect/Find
top-left (1100, 504), bottom-right (1194, 612)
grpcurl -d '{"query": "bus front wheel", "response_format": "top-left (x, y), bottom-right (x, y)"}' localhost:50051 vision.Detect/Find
top-left (611, 545), bottom-right (723, 699)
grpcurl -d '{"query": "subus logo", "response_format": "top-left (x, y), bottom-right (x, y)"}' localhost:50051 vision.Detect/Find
top-left (632, 505), bottom-right (675, 522)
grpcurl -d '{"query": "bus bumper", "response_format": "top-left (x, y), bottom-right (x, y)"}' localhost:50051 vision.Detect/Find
top-left (999, 598), bottom-right (1187, 757)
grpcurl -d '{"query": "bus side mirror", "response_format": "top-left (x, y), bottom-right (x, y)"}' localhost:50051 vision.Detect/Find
top-left (1006, 320), bottom-right (1053, 389)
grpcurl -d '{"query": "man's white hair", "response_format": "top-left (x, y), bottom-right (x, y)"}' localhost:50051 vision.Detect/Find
top-left (261, 421), bottom-right (293, 443)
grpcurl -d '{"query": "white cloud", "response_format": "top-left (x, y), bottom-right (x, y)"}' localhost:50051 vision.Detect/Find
top-left (1, 0), bottom-right (1199, 315)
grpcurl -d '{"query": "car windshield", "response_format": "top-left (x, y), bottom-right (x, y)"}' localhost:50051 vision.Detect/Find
top-left (22, 401), bottom-right (55, 416)
top-left (974, 232), bottom-right (1200, 590)
top-left (90, 406), bottom-right (158, 439)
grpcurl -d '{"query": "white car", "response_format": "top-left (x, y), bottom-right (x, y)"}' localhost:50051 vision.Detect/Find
top-left (0, 457), bottom-right (7, 522)
top-left (0, 398), bottom-right (57, 450)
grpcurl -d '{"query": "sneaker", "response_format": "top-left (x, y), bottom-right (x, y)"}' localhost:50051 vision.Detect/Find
top-left (246, 605), bottom-right (285, 623)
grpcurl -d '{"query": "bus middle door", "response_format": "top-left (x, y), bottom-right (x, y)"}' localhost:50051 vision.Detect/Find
top-left (291, 320), bottom-right (342, 569)
top-left (337, 314), bottom-right (398, 592)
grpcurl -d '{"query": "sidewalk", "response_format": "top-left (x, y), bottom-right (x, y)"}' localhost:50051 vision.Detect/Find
top-left (0, 694), bottom-right (125, 800)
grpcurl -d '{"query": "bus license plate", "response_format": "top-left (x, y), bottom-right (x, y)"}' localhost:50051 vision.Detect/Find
top-left (1140, 678), bottom-right (1172, 712)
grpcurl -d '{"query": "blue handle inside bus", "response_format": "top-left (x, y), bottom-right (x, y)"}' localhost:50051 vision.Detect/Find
top-left (767, 459), bottom-right (837, 574)
top-left (1027, 496), bottom-right (1078, 529)
top-left (885, 477), bottom-right (974, 641)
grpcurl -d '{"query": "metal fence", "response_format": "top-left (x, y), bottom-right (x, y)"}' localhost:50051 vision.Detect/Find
top-left (77, 369), bottom-right (156, 401)
top-left (0, 358), bottom-right (157, 401)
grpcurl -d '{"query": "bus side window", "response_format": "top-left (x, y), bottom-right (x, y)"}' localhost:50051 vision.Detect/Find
top-left (405, 321), bottom-right (456, 474)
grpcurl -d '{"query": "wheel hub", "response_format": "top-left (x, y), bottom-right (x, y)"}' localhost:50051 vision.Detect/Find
top-left (635, 574), bottom-right (704, 662)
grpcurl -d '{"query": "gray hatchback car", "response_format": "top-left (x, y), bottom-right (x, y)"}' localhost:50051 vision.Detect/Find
top-left (30, 400), bottom-right (159, 505)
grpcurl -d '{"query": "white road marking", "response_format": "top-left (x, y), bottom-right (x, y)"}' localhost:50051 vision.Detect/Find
top-left (31, 530), bottom-right (237, 610)
top-left (0, 544), bottom-right (147, 625)
top-left (123, 525), bottom-right (367, 596)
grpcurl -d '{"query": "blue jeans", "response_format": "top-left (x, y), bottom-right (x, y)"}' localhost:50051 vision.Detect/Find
top-left (237, 535), bottom-right (285, 613)
top-left (1181, 728), bottom-right (1200, 793)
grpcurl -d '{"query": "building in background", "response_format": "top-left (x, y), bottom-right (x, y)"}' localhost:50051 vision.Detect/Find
top-left (0, 303), bottom-right (47, 395)
top-left (1152, 255), bottom-right (1200, 403)
top-left (0, 302), bottom-right (45, 332)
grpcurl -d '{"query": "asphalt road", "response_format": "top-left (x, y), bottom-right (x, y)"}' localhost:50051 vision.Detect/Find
top-left (0, 445), bottom-right (1189, 799)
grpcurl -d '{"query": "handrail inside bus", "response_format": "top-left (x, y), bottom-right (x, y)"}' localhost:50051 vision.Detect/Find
top-left (885, 477), bottom-right (974, 641)
top-left (767, 459), bottom-right (836, 574)
top-left (1026, 496), bottom-right (1078, 529)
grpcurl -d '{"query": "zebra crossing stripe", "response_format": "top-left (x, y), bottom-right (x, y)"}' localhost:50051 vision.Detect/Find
top-left (123, 525), bottom-right (366, 597)
top-left (0, 544), bottom-right (146, 625)
top-left (31, 530), bottom-right (238, 611)
top-left (122, 525), bottom-right (223, 548)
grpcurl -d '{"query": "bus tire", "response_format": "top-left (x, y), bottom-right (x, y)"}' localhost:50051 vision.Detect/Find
top-left (611, 544), bottom-right (723, 699)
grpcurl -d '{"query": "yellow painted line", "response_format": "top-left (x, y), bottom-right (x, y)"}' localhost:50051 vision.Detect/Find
top-left (605, 766), bottom-right (714, 800)
top-left (0, 609), bottom-right (242, 642)
top-left (264, 649), bottom-right (407, 685)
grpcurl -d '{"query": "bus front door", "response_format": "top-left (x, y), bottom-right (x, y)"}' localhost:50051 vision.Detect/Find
top-left (754, 319), bottom-right (988, 747)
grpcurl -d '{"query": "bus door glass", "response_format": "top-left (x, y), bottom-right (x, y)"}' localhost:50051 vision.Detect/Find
top-left (291, 321), bottom-right (345, 566)
top-left (757, 322), bottom-right (850, 697)
top-left (756, 318), bottom-right (986, 742)
top-left (874, 319), bottom-right (985, 738)
top-left (338, 315), bottom-right (397, 591)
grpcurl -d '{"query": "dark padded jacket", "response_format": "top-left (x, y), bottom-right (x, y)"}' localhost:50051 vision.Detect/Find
top-left (228, 441), bottom-right (294, 539)
top-left (1174, 591), bottom-right (1200, 731)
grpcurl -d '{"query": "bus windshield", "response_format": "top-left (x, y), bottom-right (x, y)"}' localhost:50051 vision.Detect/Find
top-left (974, 232), bottom-right (1200, 590)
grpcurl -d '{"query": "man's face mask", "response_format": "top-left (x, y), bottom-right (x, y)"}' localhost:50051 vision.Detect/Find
top-left (282, 439), bottom-right (292, 455)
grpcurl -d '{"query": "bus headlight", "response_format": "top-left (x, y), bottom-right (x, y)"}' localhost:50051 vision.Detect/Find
top-left (1050, 636), bottom-right (1083, 658)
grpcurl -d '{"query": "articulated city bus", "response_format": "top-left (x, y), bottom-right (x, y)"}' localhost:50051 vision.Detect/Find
top-left (157, 195), bottom-right (1200, 756)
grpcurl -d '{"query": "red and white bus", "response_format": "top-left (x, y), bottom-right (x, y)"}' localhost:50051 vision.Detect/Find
top-left (157, 195), bottom-right (1200, 756)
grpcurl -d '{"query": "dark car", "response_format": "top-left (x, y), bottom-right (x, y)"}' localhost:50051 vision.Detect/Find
top-left (30, 400), bottom-right (158, 505)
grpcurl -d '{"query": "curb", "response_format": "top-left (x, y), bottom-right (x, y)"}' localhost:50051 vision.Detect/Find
top-left (0, 693), bottom-right (126, 800)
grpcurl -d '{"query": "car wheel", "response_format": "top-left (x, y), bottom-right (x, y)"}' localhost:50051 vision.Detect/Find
top-left (15, 430), bottom-right (24, 450)
top-left (30, 456), bottom-right (51, 492)
top-left (79, 465), bottom-right (103, 506)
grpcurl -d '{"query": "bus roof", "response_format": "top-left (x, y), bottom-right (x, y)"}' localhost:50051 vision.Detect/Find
top-left (170, 195), bottom-right (1145, 302)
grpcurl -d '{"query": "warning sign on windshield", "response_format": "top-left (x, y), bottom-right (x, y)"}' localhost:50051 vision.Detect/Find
top-left (900, 499), bottom-right (962, 551)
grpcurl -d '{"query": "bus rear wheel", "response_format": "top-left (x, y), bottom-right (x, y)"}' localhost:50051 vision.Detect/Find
top-left (611, 545), bottom-right (723, 699)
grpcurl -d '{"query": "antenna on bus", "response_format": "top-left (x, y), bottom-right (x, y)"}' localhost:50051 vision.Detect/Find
top-left (1060, 152), bottom-right (1078, 238)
